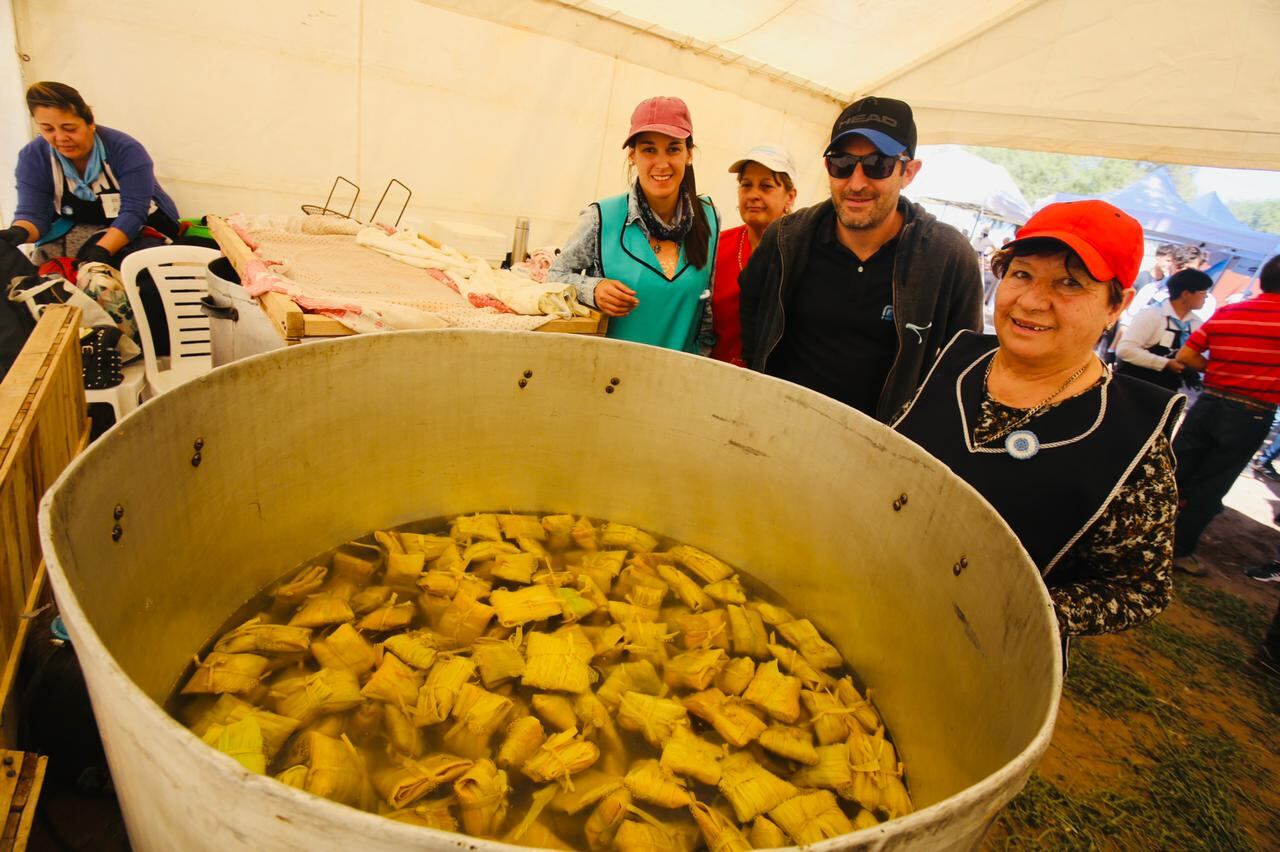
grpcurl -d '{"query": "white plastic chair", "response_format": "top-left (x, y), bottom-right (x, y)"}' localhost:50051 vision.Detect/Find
top-left (121, 246), bottom-right (221, 396)
top-left (85, 359), bottom-right (147, 422)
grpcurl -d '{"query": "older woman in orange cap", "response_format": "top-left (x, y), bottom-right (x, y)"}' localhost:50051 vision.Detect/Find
top-left (894, 200), bottom-right (1183, 639)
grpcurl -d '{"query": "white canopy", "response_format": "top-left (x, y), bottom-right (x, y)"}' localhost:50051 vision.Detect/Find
top-left (3, 0), bottom-right (1278, 244)
top-left (907, 146), bottom-right (1032, 223)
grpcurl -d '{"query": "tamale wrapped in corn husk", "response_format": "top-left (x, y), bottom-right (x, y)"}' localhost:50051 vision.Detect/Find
top-left (491, 585), bottom-right (563, 627)
top-left (496, 715), bottom-right (545, 771)
top-left (587, 624), bottom-right (627, 663)
top-left (532, 693), bottom-right (578, 731)
top-left (531, 567), bottom-right (576, 588)
top-left (616, 691), bottom-right (688, 748)
top-left (351, 585), bottom-right (394, 615)
top-left (521, 728), bottom-right (600, 783)
top-left (500, 514), bottom-right (546, 541)
top-left (584, 788), bottom-right (631, 849)
top-left (383, 704), bottom-right (423, 756)
top-left (769, 642), bottom-right (833, 690)
top-left (383, 630), bottom-right (438, 670)
top-left (555, 624), bottom-right (597, 659)
top-left (333, 551), bottom-right (379, 585)
top-left (464, 540), bottom-right (521, 565)
top-left (620, 621), bottom-right (673, 667)
top-left (397, 532), bottom-right (455, 558)
top-left (750, 601), bottom-right (794, 626)
top-left (682, 688), bottom-right (767, 747)
top-left (451, 513), bottom-right (503, 543)
top-left (373, 752), bottom-right (474, 809)
top-left (311, 623), bottom-right (377, 675)
top-left (574, 575), bottom-right (610, 610)
top-left (521, 631), bottom-right (594, 693)
top-left (272, 565), bottom-right (327, 604)
top-left (436, 591), bottom-right (496, 649)
top-left (717, 751), bottom-right (798, 823)
top-left (454, 758), bottom-right (511, 837)
top-left (726, 605), bottom-right (769, 658)
top-left (300, 713), bottom-right (346, 738)
top-left (338, 704), bottom-right (375, 744)
top-left (750, 815), bottom-right (788, 848)
top-left (608, 600), bottom-right (660, 624)
top-left (288, 594), bottom-right (354, 628)
top-left (272, 667), bottom-right (364, 725)
top-left (758, 723), bottom-right (820, 765)
top-left (214, 617), bottom-right (312, 655)
top-left (614, 564), bottom-right (669, 601)
top-left (505, 818), bottom-right (574, 850)
top-left (664, 648), bottom-right (729, 690)
top-left (703, 575), bottom-right (746, 606)
top-left (846, 726), bottom-right (913, 818)
top-left (384, 552), bottom-right (426, 589)
top-left (655, 564), bottom-right (714, 612)
top-left (776, 618), bottom-right (844, 670)
top-left (541, 514), bottom-right (577, 550)
top-left (624, 759), bottom-right (692, 808)
top-left (421, 570), bottom-right (464, 598)
top-left (669, 544), bottom-right (733, 583)
top-left (492, 552), bottom-right (539, 585)
top-left (414, 655), bottom-right (477, 725)
top-left (742, 660), bottom-right (803, 723)
top-left (716, 656), bottom-right (756, 696)
top-left (361, 652), bottom-right (424, 707)
top-left (613, 817), bottom-right (700, 852)
top-left (600, 522), bottom-right (658, 553)
top-left (835, 677), bottom-right (882, 735)
top-left (801, 688), bottom-right (857, 745)
top-left (689, 801), bottom-right (752, 852)
top-left (433, 542), bottom-right (468, 574)
top-left (556, 586), bottom-right (597, 622)
top-left (571, 516), bottom-right (599, 551)
top-left (200, 716), bottom-right (266, 773)
top-left (580, 550), bottom-right (626, 579)
top-left (626, 584), bottom-right (667, 611)
top-left (189, 694), bottom-right (299, 759)
top-left (386, 797), bottom-right (459, 831)
top-left (549, 769), bottom-right (624, 814)
top-left (472, 636), bottom-right (526, 687)
top-left (275, 764), bottom-right (308, 789)
top-left (288, 731), bottom-right (371, 807)
top-left (358, 600), bottom-right (415, 632)
top-left (853, 809), bottom-right (880, 830)
top-left (769, 789), bottom-right (854, 844)
top-left (574, 692), bottom-right (629, 775)
top-left (674, 609), bottom-right (731, 651)
top-left (375, 530), bottom-right (404, 554)
top-left (659, 724), bottom-right (723, 785)
top-left (792, 742), bottom-right (854, 794)
top-left (182, 652), bottom-right (270, 695)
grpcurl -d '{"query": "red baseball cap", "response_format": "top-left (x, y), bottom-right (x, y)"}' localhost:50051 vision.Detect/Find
top-left (1011, 200), bottom-right (1145, 288)
top-left (623, 97), bottom-right (693, 148)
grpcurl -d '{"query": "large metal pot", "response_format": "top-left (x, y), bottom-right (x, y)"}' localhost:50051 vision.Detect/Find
top-left (39, 330), bottom-right (1061, 850)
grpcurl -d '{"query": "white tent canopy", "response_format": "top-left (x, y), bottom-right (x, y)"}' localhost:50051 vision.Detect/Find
top-left (3, 0), bottom-right (1279, 244)
top-left (908, 145), bottom-right (1032, 223)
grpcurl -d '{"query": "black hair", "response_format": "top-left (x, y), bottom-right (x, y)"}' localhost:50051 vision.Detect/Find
top-left (26, 81), bottom-right (94, 124)
top-left (678, 140), bottom-right (710, 269)
top-left (989, 237), bottom-right (1125, 307)
top-left (1166, 269), bottom-right (1212, 300)
top-left (1172, 244), bottom-right (1204, 269)
top-left (1260, 255), bottom-right (1280, 294)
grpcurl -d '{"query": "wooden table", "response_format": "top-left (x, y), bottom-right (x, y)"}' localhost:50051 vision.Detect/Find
top-left (206, 215), bottom-right (606, 344)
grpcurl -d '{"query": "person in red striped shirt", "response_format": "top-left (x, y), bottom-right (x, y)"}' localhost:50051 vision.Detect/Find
top-left (1170, 254), bottom-right (1280, 575)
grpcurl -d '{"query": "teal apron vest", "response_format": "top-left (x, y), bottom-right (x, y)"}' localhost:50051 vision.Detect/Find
top-left (595, 192), bottom-right (718, 353)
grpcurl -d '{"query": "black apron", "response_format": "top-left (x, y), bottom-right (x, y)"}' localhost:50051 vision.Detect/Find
top-left (895, 332), bottom-right (1184, 573)
top-left (1115, 312), bottom-right (1192, 392)
top-left (57, 164), bottom-right (179, 240)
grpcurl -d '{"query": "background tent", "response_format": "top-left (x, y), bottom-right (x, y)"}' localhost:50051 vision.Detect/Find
top-left (908, 145), bottom-right (1032, 225)
top-left (3, 0), bottom-right (1279, 247)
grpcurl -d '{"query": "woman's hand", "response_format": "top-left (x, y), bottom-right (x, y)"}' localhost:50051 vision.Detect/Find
top-left (594, 279), bottom-right (639, 317)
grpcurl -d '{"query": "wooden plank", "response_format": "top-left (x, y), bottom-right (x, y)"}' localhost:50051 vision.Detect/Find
top-left (536, 313), bottom-right (608, 335)
top-left (0, 751), bottom-right (46, 851)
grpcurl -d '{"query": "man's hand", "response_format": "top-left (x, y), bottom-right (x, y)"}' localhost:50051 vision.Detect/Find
top-left (1164, 359), bottom-right (1186, 374)
top-left (594, 279), bottom-right (639, 317)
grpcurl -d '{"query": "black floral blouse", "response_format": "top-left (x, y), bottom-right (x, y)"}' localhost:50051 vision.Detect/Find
top-left (974, 383), bottom-right (1176, 637)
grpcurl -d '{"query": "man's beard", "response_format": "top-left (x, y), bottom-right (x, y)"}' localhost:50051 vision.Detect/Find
top-left (832, 188), bottom-right (896, 231)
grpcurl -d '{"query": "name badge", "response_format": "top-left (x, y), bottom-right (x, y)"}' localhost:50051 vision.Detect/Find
top-left (100, 191), bottom-right (122, 219)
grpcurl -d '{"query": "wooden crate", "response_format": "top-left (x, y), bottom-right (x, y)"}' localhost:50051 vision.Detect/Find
top-left (0, 750), bottom-right (45, 850)
top-left (0, 306), bottom-right (89, 748)
top-left (206, 215), bottom-right (606, 343)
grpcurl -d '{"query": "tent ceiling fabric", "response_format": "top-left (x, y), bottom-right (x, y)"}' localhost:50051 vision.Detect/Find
top-left (550, 0), bottom-right (1280, 170)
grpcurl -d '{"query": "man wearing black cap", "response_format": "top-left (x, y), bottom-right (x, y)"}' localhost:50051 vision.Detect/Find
top-left (740, 96), bottom-right (983, 422)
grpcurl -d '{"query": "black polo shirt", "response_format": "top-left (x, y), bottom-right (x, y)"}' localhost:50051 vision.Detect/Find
top-left (765, 205), bottom-right (899, 416)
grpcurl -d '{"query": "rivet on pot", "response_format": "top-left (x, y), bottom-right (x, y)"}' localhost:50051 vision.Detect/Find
top-left (4, 770), bottom-right (12, 779)
top-left (523, 370), bottom-right (533, 379)
top-left (2, 756), bottom-right (13, 766)
top-left (953, 560), bottom-right (966, 576)
top-left (959, 556), bottom-right (969, 568)
top-left (193, 438), bottom-right (204, 451)
top-left (113, 504), bottom-right (124, 521)
top-left (605, 386), bottom-right (615, 394)
top-left (892, 497), bottom-right (903, 511)
top-left (111, 524), bottom-right (123, 542)
top-left (518, 379), bottom-right (528, 389)
top-left (899, 492), bottom-right (908, 506)
top-left (191, 452), bottom-right (202, 468)
top-left (610, 377), bottom-right (620, 386)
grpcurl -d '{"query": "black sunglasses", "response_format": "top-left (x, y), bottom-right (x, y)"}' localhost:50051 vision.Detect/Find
top-left (824, 151), bottom-right (909, 180)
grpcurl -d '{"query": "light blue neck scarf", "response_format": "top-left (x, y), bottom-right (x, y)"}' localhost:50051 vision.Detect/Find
top-left (53, 133), bottom-right (106, 202)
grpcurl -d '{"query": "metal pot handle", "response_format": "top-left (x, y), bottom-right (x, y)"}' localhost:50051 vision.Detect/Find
top-left (199, 296), bottom-right (238, 322)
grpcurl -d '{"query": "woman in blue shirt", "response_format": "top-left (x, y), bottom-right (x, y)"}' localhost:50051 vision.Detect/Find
top-left (1, 82), bottom-right (180, 269)
top-left (550, 96), bottom-right (719, 353)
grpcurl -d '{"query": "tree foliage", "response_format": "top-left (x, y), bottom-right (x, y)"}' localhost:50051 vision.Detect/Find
top-left (964, 147), bottom-right (1199, 207)
top-left (1227, 200), bottom-right (1280, 236)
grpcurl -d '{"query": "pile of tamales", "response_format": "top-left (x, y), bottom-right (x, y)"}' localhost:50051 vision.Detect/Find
top-left (174, 513), bottom-right (913, 849)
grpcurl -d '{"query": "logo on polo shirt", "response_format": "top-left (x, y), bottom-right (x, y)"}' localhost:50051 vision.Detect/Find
top-left (881, 305), bottom-right (894, 321)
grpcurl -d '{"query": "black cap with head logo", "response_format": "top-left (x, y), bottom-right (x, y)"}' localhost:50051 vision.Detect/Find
top-left (824, 96), bottom-right (917, 159)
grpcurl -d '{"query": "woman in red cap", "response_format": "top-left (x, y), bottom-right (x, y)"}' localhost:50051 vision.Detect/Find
top-left (894, 200), bottom-right (1183, 640)
top-left (549, 96), bottom-right (719, 353)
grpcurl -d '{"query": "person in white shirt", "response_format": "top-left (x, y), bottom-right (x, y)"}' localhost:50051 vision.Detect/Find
top-left (1115, 269), bottom-right (1212, 391)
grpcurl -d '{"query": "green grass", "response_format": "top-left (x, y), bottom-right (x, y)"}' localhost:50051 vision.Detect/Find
top-left (1063, 643), bottom-right (1165, 717)
top-left (1176, 578), bottom-right (1271, 640)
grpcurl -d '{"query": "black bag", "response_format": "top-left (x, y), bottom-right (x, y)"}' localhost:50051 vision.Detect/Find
top-left (80, 326), bottom-right (124, 389)
top-left (0, 244), bottom-right (38, 381)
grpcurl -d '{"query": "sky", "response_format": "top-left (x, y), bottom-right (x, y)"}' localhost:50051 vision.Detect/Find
top-left (1194, 167), bottom-right (1280, 202)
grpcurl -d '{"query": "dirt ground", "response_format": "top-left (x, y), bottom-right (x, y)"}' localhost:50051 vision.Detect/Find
top-left (990, 469), bottom-right (1280, 850)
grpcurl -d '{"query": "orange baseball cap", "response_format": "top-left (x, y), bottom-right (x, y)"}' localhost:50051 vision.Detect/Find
top-left (1012, 201), bottom-right (1145, 287)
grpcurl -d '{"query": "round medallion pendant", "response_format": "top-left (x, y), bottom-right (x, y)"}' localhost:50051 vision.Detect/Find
top-left (1005, 430), bottom-right (1040, 460)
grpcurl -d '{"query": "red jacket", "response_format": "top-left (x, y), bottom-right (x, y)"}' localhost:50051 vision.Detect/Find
top-left (711, 224), bottom-right (751, 365)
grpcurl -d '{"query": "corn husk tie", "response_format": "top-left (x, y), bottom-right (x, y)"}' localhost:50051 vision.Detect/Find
top-left (181, 651), bottom-right (270, 695)
top-left (520, 727), bottom-right (600, 786)
top-left (768, 789), bottom-right (854, 844)
top-left (689, 801), bottom-right (752, 852)
top-left (454, 758), bottom-right (511, 837)
top-left (372, 752), bottom-right (474, 809)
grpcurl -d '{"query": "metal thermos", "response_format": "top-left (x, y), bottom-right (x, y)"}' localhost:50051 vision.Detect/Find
top-left (512, 216), bottom-right (530, 266)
